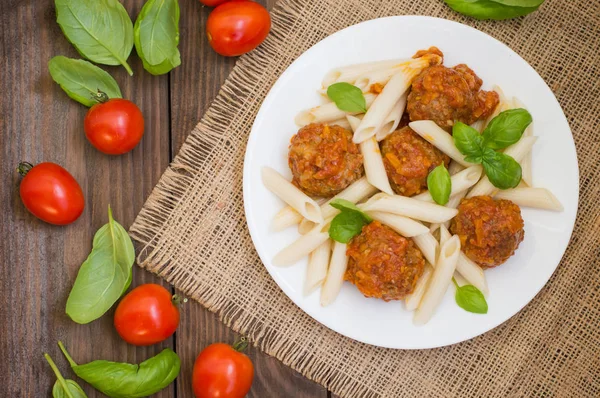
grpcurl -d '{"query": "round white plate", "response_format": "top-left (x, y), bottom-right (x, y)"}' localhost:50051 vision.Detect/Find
top-left (243, 16), bottom-right (578, 349)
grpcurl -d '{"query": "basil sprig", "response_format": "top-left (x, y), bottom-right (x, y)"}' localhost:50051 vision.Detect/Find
top-left (328, 199), bottom-right (372, 243)
top-left (65, 206), bottom-right (134, 324)
top-left (134, 0), bottom-right (181, 75)
top-left (444, 0), bottom-right (544, 20)
top-left (427, 164), bottom-right (452, 205)
top-left (48, 56), bottom-right (122, 107)
top-left (327, 82), bottom-right (367, 113)
top-left (453, 278), bottom-right (488, 314)
top-left (453, 108), bottom-right (532, 189)
top-left (44, 353), bottom-right (88, 398)
top-left (58, 342), bottom-right (180, 398)
top-left (55, 0), bottom-right (134, 75)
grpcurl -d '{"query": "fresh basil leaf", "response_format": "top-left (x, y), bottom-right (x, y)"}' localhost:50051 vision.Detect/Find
top-left (65, 206), bottom-right (134, 324)
top-left (55, 0), bottom-right (134, 75)
top-left (444, 0), bottom-right (539, 20)
top-left (427, 164), bottom-right (452, 205)
top-left (329, 198), bottom-right (372, 222)
top-left (489, 0), bottom-right (544, 7)
top-left (483, 108), bottom-right (532, 149)
top-left (59, 343), bottom-right (180, 398)
top-left (329, 211), bottom-right (368, 243)
top-left (452, 122), bottom-right (484, 161)
top-left (453, 280), bottom-right (488, 314)
top-left (44, 353), bottom-right (88, 398)
top-left (327, 82), bottom-right (367, 113)
top-left (482, 151), bottom-right (522, 189)
top-left (134, 0), bottom-right (181, 75)
top-left (48, 56), bottom-right (122, 107)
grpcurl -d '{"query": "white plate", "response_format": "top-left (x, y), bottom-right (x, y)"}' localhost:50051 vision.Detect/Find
top-left (243, 16), bottom-right (578, 349)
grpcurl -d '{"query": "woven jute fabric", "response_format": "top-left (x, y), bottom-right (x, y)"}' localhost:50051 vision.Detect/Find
top-left (130, 0), bottom-right (600, 396)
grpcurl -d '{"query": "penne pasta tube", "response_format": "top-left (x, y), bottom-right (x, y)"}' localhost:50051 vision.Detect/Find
top-left (305, 239), bottom-right (332, 295)
top-left (329, 117), bottom-right (352, 130)
top-left (409, 120), bottom-right (475, 166)
top-left (466, 136), bottom-right (538, 198)
top-left (353, 54), bottom-right (442, 143)
top-left (320, 241), bottom-right (349, 307)
top-left (439, 224), bottom-right (452, 246)
top-left (412, 165), bottom-right (482, 203)
top-left (448, 161), bottom-right (465, 175)
top-left (366, 211), bottom-right (429, 237)
top-left (295, 94), bottom-right (377, 126)
top-left (262, 167), bottom-right (323, 224)
top-left (494, 187), bottom-right (563, 211)
top-left (298, 218), bottom-right (316, 235)
top-left (321, 177), bottom-right (378, 220)
top-left (354, 66), bottom-right (406, 92)
top-left (360, 194), bottom-right (459, 223)
top-left (375, 93), bottom-right (408, 141)
top-left (272, 224), bottom-right (329, 267)
top-left (512, 97), bottom-right (533, 186)
top-left (470, 119), bottom-right (485, 134)
top-left (322, 59), bottom-right (407, 87)
top-left (272, 206), bottom-right (303, 231)
top-left (413, 235), bottom-right (461, 325)
top-left (405, 262), bottom-right (433, 311)
top-left (412, 232), bottom-right (439, 267)
top-left (440, 190), bottom-right (467, 229)
top-left (456, 252), bottom-right (489, 296)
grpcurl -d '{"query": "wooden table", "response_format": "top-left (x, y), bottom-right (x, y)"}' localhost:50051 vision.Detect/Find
top-left (0, 1), bottom-right (330, 396)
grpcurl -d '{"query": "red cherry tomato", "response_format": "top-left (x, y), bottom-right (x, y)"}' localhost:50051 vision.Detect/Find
top-left (18, 162), bottom-right (84, 225)
top-left (114, 284), bottom-right (180, 346)
top-left (192, 339), bottom-right (254, 398)
top-left (206, 1), bottom-right (271, 57)
top-left (199, 0), bottom-right (230, 6)
top-left (84, 95), bottom-right (144, 155)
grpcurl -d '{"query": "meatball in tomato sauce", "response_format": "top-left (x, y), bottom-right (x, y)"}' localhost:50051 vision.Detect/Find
top-left (450, 195), bottom-right (524, 268)
top-left (346, 221), bottom-right (425, 301)
top-left (288, 123), bottom-right (364, 197)
top-left (407, 64), bottom-right (499, 130)
top-left (380, 126), bottom-right (450, 196)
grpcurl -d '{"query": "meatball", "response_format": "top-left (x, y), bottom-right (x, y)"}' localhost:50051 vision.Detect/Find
top-left (407, 64), bottom-right (499, 130)
top-left (288, 123), bottom-right (364, 197)
top-left (450, 196), bottom-right (524, 268)
top-left (380, 126), bottom-right (450, 196)
top-left (345, 221), bottom-right (425, 301)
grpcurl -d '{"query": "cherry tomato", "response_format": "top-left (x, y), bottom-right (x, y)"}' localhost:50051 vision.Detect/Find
top-left (84, 94), bottom-right (144, 155)
top-left (114, 284), bottom-right (180, 346)
top-left (199, 0), bottom-right (230, 6)
top-left (18, 162), bottom-right (84, 225)
top-left (192, 339), bottom-right (254, 398)
top-left (206, 1), bottom-right (271, 57)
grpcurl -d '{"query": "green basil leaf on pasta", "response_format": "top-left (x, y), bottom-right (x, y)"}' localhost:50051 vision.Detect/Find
top-left (453, 279), bottom-right (488, 314)
top-left (48, 56), bottom-right (122, 107)
top-left (482, 151), bottom-right (522, 189)
top-left (329, 211), bottom-right (368, 243)
top-left (59, 343), bottom-right (180, 398)
top-left (330, 198), bottom-right (372, 222)
top-left (55, 0), bottom-right (134, 75)
top-left (65, 206), bottom-right (134, 324)
top-left (444, 0), bottom-right (540, 20)
top-left (326, 82), bottom-right (367, 113)
top-left (427, 164), bottom-right (452, 205)
top-left (452, 122), bottom-right (484, 161)
top-left (134, 0), bottom-right (181, 75)
top-left (483, 108), bottom-right (532, 149)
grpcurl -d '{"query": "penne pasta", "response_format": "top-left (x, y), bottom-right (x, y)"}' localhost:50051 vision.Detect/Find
top-left (448, 161), bottom-right (465, 175)
top-left (329, 117), bottom-right (352, 130)
top-left (322, 59), bottom-right (407, 87)
top-left (413, 235), bottom-right (461, 325)
top-left (512, 97), bottom-right (533, 186)
top-left (272, 206), bottom-right (303, 231)
top-left (470, 119), bottom-right (485, 134)
top-left (482, 85), bottom-right (513, 130)
top-left (412, 232), bottom-right (439, 267)
top-left (320, 241), bottom-right (349, 307)
top-left (262, 167), bottom-right (323, 224)
top-left (305, 239), bottom-right (332, 295)
top-left (466, 136), bottom-right (537, 198)
top-left (366, 211), bottom-right (429, 237)
top-left (321, 177), bottom-right (379, 221)
top-left (353, 54), bottom-right (442, 143)
top-left (439, 224), bottom-right (451, 245)
top-left (298, 218), bottom-right (316, 235)
top-left (408, 120), bottom-right (475, 166)
top-left (456, 252), bottom-right (489, 296)
top-left (360, 194), bottom-right (459, 223)
top-left (494, 187), bottom-right (563, 211)
top-left (375, 93), bottom-right (408, 141)
top-left (295, 94), bottom-right (377, 126)
top-left (273, 224), bottom-right (329, 267)
top-left (404, 262), bottom-right (433, 311)
top-left (354, 66), bottom-right (406, 92)
top-left (412, 165), bottom-right (482, 203)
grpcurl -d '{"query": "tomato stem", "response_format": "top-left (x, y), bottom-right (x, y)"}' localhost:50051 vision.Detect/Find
top-left (172, 294), bottom-right (187, 306)
top-left (91, 90), bottom-right (110, 104)
top-left (232, 336), bottom-right (249, 352)
top-left (17, 162), bottom-right (34, 177)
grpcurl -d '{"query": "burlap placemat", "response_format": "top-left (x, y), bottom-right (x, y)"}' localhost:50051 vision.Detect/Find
top-left (130, 0), bottom-right (600, 396)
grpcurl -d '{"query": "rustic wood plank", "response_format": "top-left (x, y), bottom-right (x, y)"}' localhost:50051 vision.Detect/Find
top-left (169, 0), bottom-right (329, 396)
top-left (0, 1), bottom-right (174, 397)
